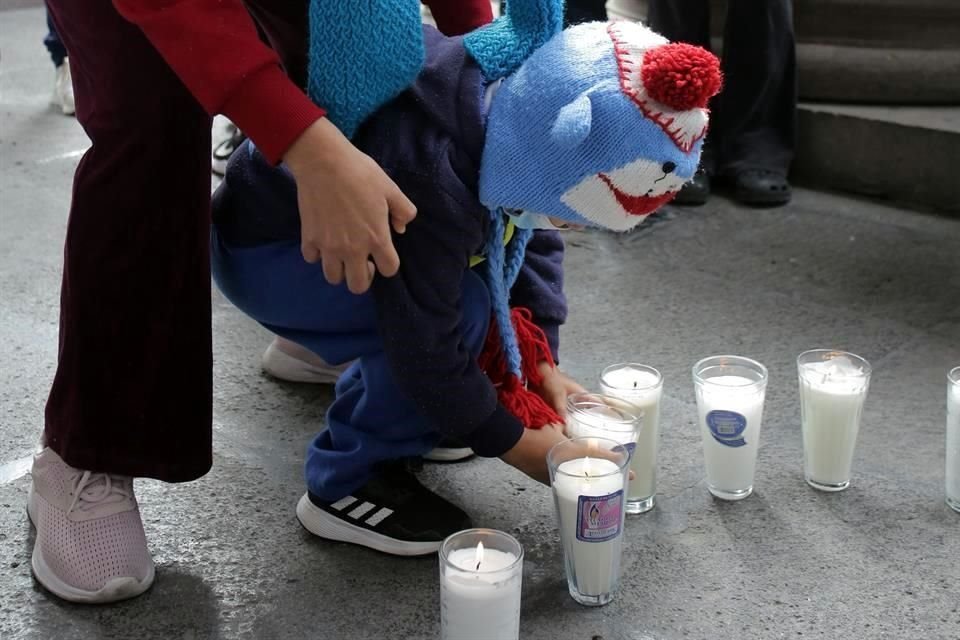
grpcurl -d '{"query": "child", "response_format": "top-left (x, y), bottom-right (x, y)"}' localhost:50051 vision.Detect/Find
top-left (211, 3), bottom-right (720, 555)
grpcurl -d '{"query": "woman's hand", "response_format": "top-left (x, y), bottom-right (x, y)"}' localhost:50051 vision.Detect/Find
top-left (283, 118), bottom-right (417, 294)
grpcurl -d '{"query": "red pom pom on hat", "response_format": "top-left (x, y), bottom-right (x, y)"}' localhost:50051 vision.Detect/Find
top-left (641, 43), bottom-right (722, 111)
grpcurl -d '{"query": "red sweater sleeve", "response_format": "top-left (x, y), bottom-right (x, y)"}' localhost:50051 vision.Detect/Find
top-left (112, 0), bottom-right (324, 164)
top-left (424, 0), bottom-right (494, 35)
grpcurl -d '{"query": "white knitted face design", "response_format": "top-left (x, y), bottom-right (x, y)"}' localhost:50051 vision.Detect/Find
top-left (561, 157), bottom-right (687, 232)
top-left (609, 21), bottom-right (710, 153)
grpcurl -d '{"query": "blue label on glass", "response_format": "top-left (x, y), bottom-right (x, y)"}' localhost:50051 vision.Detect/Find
top-left (623, 442), bottom-right (636, 459)
top-left (706, 410), bottom-right (747, 448)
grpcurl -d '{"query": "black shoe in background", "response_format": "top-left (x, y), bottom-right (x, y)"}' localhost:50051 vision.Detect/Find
top-left (296, 463), bottom-right (472, 556)
top-left (732, 168), bottom-right (792, 207)
top-left (672, 167), bottom-right (711, 206)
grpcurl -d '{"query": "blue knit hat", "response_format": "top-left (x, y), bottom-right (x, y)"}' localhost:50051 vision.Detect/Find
top-left (467, 12), bottom-right (721, 391)
top-left (478, 20), bottom-right (721, 232)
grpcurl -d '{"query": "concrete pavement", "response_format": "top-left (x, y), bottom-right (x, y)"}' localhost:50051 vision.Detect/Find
top-left (2, 6), bottom-right (959, 640)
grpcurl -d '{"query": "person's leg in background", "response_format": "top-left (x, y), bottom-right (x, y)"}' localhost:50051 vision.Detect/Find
top-left (34, 0), bottom-right (213, 603)
top-left (646, 0), bottom-right (715, 205)
top-left (209, 232), bottom-right (484, 555)
top-left (564, 0), bottom-right (607, 25)
top-left (714, 0), bottom-right (797, 206)
top-left (44, 6), bottom-right (74, 115)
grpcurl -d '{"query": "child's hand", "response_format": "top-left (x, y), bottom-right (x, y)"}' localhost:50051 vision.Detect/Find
top-left (531, 362), bottom-right (587, 416)
top-left (500, 423), bottom-right (568, 485)
top-left (284, 118), bottom-right (418, 295)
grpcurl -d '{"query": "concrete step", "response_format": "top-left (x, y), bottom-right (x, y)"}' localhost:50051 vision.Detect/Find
top-left (610, 0), bottom-right (960, 49)
top-left (793, 104), bottom-right (960, 213)
top-left (798, 43), bottom-right (960, 105)
top-left (794, 0), bottom-right (960, 50)
top-left (608, 0), bottom-right (960, 104)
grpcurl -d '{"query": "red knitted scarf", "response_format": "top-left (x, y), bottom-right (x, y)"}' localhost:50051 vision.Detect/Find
top-left (478, 307), bottom-right (563, 428)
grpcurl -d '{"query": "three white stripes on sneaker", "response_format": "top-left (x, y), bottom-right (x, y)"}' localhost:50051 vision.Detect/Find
top-left (329, 495), bottom-right (394, 527)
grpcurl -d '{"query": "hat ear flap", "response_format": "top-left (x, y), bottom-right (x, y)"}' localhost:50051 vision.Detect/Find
top-left (549, 93), bottom-right (592, 149)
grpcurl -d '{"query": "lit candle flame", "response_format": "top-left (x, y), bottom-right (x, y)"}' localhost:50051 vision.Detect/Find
top-left (475, 541), bottom-right (484, 570)
top-left (584, 456), bottom-right (592, 478)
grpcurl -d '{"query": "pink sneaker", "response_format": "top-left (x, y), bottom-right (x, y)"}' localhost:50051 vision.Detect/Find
top-left (261, 337), bottom-right (350, 384)
top-left (28, 448), bottom-right (155, 603)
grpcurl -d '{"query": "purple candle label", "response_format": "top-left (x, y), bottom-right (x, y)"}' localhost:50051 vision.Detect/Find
top-left (576, 490), bottom-right (624, 542)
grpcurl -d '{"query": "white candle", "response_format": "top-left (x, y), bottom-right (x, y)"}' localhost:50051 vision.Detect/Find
top-left (551, 457), bottom-right (625, 599)
top-left (697, 375), bottom-right (765, 498)
top-left (441, 541), bottom-right (522, 640)
top-left (799, 359), bottom-right (869, 489)
top-left (947, 368), bottom-right (960, 512)
top-left (600, 365), bottom-right (663, 512)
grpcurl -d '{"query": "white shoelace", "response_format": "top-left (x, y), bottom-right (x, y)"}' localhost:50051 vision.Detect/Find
top-left (67, 470), bottom-right (133, 515)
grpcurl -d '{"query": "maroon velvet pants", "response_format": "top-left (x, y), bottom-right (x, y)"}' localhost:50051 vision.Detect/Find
top-left (43, 0), bottom-right (308, 482)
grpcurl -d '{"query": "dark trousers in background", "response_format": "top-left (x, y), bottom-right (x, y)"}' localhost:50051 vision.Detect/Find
top-left (44, 10), bottom-right (66, 68)
top-left (503, 0), bottom-right (607, 26)
top-left (564, 0), bottom-right (607, 25)
top-left (43, 0), bottom-right (310, 482)
top-left (647, 0), bottom-right (797, 175)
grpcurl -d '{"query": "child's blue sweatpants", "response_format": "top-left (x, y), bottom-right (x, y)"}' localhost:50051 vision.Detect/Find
top-left (211, 231), bottom-right (492, 501)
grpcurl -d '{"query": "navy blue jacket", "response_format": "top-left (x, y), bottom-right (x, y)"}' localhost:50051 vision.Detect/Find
top-left (213, 27), bottom-right (566, 457)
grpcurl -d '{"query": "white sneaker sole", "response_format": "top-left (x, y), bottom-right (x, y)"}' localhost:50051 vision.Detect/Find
top-left (27, 488), bottom-right (155, 604)
top-left (295, 493), bottom-right (440, 557)
top-left (422, 447), bottom-right (475, 462)
top-left (261, 342), bottom-right (345, 384)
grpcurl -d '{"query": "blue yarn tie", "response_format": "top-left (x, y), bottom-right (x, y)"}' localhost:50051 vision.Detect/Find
top-left (484, 208), bottom-right (534, 378)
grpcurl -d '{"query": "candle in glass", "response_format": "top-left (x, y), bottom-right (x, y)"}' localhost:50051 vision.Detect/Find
top-left (600, 364), bottom-right (663, 513)
top-left (440, 529), bottom-right (523, 640)
top-left (548, 437), bottom-right (630, 607)
top-left (693, 355), bottom-right (768, 501)
top-left (565, 392), bottom-right (640, 459)
top-left (797, 350), bottom-right (872, 491)
top-left (947, 367), bottom-right (960, 513)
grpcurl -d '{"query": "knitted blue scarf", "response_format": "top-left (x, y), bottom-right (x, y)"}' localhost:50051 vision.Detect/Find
top-left (307, 1), bottom-right (425, 139)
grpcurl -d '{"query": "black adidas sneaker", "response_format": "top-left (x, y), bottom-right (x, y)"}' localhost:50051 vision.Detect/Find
top-left (296, 464), bottom-right (472, 556)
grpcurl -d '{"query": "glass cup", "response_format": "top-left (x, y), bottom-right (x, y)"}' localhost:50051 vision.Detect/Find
top-left (693, 355), bottom-right (769, 501)
top-left (797, 350), bottom-right (872, 492)
top-left (439, 528), bottom-right (523, 640)
top-left (565, 392), bottom-right (641, 452)
top-left (547, 437), bottom-right (630, 607)
top-left (600, 364), bottom-right (663, 514)
top-left (947, 367), bottom-right (960, 513)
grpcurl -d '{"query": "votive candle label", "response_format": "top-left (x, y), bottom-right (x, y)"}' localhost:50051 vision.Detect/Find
top-left (576, 491), bottom-right (623, 542)
top-left (707, 410), bottom-right (748, 447)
